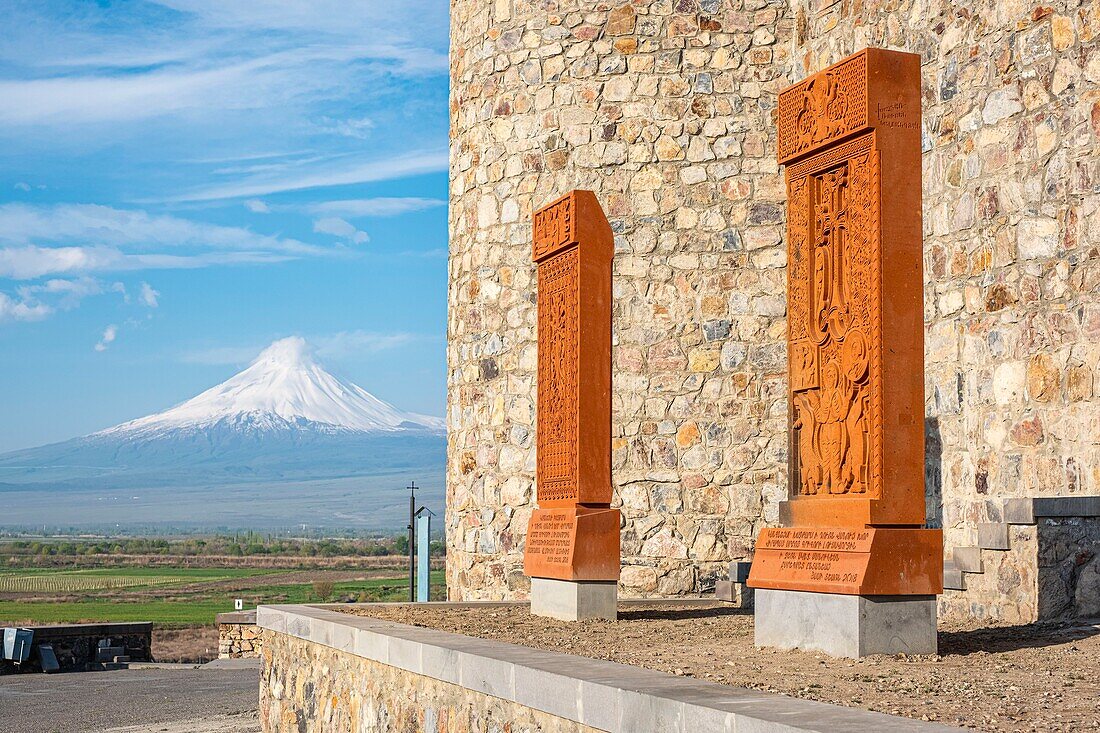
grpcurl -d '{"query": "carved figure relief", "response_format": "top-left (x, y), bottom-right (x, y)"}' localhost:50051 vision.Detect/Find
top-left (778, 53), bottom-right (867, 162)
top-left (537, 247), bottom-right (579, 502)
top-left (787, 133), bottom-right (880, 498)
top-left (532, 196), bottom-right (574, 261)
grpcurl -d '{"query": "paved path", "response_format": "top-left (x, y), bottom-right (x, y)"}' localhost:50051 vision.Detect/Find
top-left (0, 664), bottom-right (260, 732)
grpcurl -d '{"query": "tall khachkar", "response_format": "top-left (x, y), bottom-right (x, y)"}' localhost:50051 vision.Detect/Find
top-left (524, 191), bottom-right (620, 621)
top-left (748, 49), bottom-right (943, 658)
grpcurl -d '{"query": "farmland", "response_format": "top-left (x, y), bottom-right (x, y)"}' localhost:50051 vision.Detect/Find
top-left (0, 535), bottom-right (445, 661)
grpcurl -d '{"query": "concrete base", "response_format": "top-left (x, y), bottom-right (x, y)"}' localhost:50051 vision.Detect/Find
top-left (530, 578), bottom-right (617, 621)
top-left (754, 588), bottom-right (937, 658)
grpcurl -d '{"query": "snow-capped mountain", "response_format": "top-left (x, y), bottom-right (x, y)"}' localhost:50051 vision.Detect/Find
top-left (99, 337), bottom-right (444, 438)
top-left (0, 338), bottom-right (445, 529)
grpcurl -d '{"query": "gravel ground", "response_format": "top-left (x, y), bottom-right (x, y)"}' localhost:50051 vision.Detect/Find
top-left (348, 603), bottom-right (1100, 732)
top-left (0, 665), bottom-right (259, 733)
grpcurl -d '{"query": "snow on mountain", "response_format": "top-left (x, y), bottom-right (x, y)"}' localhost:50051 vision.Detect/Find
top-left (98, 337), bottom-right (444, 437)
top-left (0, 337), bottom-right (446, 511)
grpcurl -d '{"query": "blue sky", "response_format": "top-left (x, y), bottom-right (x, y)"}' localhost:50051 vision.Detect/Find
top-left (0, 1), bottom-right (450, 452)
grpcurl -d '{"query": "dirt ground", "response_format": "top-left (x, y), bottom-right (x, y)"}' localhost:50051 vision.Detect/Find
top-left (154, 625), bottom-right (219, 663)
top-left (347, 603), bottom-right (1100, 732)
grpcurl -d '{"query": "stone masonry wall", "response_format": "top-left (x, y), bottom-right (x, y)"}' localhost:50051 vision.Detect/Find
top-left (448, 0), bottom-right (798, 599)
top-left (447, 0), bottom-right (1100, 605)
top-left (219, 622), bottom-right (263, 659)
top-left (260, 630), bottom-right (598, 732)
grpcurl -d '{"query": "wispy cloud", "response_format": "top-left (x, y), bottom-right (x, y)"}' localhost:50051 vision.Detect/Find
top-left (316, 115), bottom-right (375, 139)
top-left (0, 292), bottom-right (52, 323)
top-left (243, 199), bottom-right (270, 213)
top-left (95, 324), bottom-right (118, 352)
top-left (312, 217), bottom-right (368, 245)
top-left (17, 276), bottom-right (121, 309)
top-left (0, 203), bottom-right (333, 279)
top-left (307, 197), bottom-right (445, 218)
top-left (168, 149), bottom-right (448, 202)
top-left (313, 331), bottom-right (421, 360)
top-left (139, 282), bottom-right (160, 308)
top-left (182, 330), bottom-right (423, 366)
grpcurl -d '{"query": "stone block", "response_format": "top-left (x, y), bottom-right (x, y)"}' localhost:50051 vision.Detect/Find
top-left (715, 580), bottom-right (754, 608)
top-left (943, 566), bottom-right (966, 591)
top-left (530, 578), bottom-right (616, 621)
top-left (1032, 496), bottom-right (1100, 518)
top-left (754, 589), bottom-right (937, 658)
top-left (1004, 498), bottom-right (1036, 525)
top-left (730, 560), bottom-right (752, 583)
top-left (952, 546), bottom-right (983, 573)
top-left (977, 522), bottom-right (1010, 550)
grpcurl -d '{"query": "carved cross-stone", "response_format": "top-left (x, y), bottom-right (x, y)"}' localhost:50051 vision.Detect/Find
top-left (748, 49), bottom-right (943, 597)
top-left (523, 191), bottom-right (620, 583)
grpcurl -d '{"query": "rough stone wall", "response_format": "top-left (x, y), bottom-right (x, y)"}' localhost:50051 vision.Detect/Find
top-left (448, 0), bottom-right (798, 599)
top-left (938, 516), bottom-right (1100, 622)
top-left (792, 0), bottom-right (1100, 584)
top-left (1037, 516), bottom-right (1100, 618)
top-left (219, 622), bottom-right (263, 659)
top-left (260, 630), bottom-right (598, 732)
top-left (447, 0), bottom-right (1100, 605)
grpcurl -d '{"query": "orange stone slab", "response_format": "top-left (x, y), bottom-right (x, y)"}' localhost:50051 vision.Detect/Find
top-left (523, 507), bottom-right (621, 581)
top-left (525, 190), bottom-right (620, 583)
top-left (532, 190), bottom-right (614, 509)
top-left (748, 527), bottom-right (943, 595)
top-left (778, 47), bottom-right (926, 528)
top-left (749, 48), bottom-right (942, 597)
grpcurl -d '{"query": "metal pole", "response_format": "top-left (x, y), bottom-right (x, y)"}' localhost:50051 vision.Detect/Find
top-left (407, 481), bottom-right (417, 602)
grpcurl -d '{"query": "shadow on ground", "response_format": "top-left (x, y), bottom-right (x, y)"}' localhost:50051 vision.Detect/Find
top-left (939, 618), bottom-right (1100, 655)
top-left (619, 605), bottom-right (750, 622)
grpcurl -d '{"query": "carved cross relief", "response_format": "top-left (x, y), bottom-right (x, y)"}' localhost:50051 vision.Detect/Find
top-left (787, 134), bottom-right (880, 499)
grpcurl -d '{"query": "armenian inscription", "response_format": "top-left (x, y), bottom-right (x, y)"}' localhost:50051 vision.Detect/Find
top-left (748, 48), bottom-right (943, 597)
top-left (525, 510), bottom-right (573, 564)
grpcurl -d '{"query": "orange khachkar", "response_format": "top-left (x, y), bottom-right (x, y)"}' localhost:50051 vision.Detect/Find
top-left (524, 191), bottom-right (620, 582)
top-left (749, 48), bottom-right (943, 596)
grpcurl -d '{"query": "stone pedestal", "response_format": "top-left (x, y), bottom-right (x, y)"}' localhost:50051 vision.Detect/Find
top-left (530, 578), bottom-right (617, 622)
top-left (754, 589), bottom-right (936, 658)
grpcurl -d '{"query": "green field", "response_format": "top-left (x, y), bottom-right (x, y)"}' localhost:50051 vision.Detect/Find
top-left (0, 567), bottom-right (263, 593)
top-left (0, 568), bottom-right (445, 626)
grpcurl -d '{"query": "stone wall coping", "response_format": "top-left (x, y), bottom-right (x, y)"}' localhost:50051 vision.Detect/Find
top-left (1004, 496), bottom-right (1100, 524)
top-left (256, 603), bottom-right (964, 733)
top-left (215, 610), bottom-right (257, 625)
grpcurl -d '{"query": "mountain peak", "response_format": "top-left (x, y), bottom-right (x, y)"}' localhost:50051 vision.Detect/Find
top-left (98, 338), bottom-right (443, 437)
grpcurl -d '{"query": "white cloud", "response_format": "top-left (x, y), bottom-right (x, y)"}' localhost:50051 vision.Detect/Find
top-left (95, 324), bottom-right (118, 352)
top-left (14, 182), bottom-right (31, 192)
top-left (244, 199), bottom-right (270, 213)
top-left (316, 115), bottom-right (375, 139)
top-left (169, 149), bottom-right (448, 202)
top-left (0, 203), bottom-right (334, 279)
top-left (140, 282), bottom-right (160, 308)
top-left (16, 276), bottom-right (123, 310)
top-left (308, 197), bottom-right (444, 218)
top-left (313, 217), bottom-right (368, 245)
top-left (0, 246), bottom-right (120, 279)
top-left (182, 330), bottom-right (421, 365)
top-left (0, 203), bottom-right (320, 255)
top-left (0, 59), bottom-right (276, 127)
top-left (314, 331), bottom-right (419, 360)
top-left (0, 292), bottom-right (52, 323)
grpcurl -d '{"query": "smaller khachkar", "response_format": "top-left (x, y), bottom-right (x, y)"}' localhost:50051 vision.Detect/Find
top-left (748, 48), bottom-right (943, 596)
top-left (524, 191), bottom-right (620, 582)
